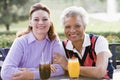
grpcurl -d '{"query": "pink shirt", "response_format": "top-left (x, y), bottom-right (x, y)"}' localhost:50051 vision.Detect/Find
top-left (1, 32), bottom-right (64, 80)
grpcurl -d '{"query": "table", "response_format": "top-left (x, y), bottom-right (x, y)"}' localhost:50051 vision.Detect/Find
top-left (49, 69), bottom-right (120, 80)
top-left (49, 75), bottom-right (112, 80)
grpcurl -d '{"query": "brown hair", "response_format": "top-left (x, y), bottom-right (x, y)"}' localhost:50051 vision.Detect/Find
top-left (16, 3), bottom-right (57, 41)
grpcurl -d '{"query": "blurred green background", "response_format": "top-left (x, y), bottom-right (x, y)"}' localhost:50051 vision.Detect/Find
top-left (0, 0), bottom-right (120, 47)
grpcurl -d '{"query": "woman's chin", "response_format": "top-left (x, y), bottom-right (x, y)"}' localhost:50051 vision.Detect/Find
top-left (69, 38), bottom-right (77, 42)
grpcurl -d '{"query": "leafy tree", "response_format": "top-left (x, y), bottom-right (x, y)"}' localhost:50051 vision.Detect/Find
top-left (0, 0), bottom-right (29, 31)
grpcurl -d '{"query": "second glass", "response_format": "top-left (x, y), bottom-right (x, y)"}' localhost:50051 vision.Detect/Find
top-left (68, 58), bottom-right (80, 79)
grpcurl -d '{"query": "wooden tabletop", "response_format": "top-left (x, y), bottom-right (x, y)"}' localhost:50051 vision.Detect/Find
top-left (50, 75), bottom-right (112, 80)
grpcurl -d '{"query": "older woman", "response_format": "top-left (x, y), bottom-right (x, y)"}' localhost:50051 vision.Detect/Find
top-left (1, 3), bottom-right (64, 80)
top-left (53, 6), bottom-right (114, 79)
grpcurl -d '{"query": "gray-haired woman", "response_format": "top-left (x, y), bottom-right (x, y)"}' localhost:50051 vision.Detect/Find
top-left (53, 6), bottom-right (114, 79)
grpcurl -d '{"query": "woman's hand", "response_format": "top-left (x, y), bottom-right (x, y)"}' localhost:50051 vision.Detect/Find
top-left (11, 68), bottom-right (34, 80)
top-left (51, 64), bottom-right (57, 73)
top-left (53, 52), bottom-right (68, 70)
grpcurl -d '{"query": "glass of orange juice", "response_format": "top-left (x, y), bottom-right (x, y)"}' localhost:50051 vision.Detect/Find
top-left (68, 58), bottom-right (80, 79)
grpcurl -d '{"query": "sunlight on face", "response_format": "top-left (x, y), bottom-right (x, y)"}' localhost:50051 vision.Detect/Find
top-left (64, 16), bottom-right (85, 42)
top-left (30, 10), bottom-right (51, 35)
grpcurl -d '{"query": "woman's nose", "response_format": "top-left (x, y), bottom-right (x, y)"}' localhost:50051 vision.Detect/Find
top-left (70, 27), bottom-right (76, 32)
top-left (38, 20), bottom-right (43, 24)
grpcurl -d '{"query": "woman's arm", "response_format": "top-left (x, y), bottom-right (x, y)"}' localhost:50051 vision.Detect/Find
top-left (79, 36), bottom-right (112, 78)
top-left (53, 52), bottom-right (68, 71)
top-left (11, 68), bottom-right (34, 80)
top-left (51, 39), bottom-right (66, 76)
top-left (53, 52), bottom-right (109, 78)
top-left (1, 38), bottom-right (35, 80)
top-left (80, 52), bottom-right (109, 78)
top-left (1, 38), bottom-right (24, 80)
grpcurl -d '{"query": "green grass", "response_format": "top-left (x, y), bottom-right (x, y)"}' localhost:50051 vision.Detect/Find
top-left (0, 0), bottom-right (120, 34)
top-left (87, 18), bottom-right (120, 32)
top-left (0, 17), bottom-right (120, 34)
top-left (0, 21), bottom-right (28, 32)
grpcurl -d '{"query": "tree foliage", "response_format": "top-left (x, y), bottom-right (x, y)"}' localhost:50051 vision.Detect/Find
top-left (0, 0), bottom-right (29, 31)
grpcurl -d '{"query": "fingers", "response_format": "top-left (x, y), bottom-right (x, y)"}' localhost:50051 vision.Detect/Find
top-left (53, 57), bottom-right (60, 64)
top-left (53, 52), bottom-right (63, 63)
top-left (11, 76), bottom-right (22, 80)
top-left (53, 52), bottom-right (62, 58)
top-left (18, 68), bottom-right (28, 71)
top-left (53, 57), bottom-right (57, 62)
top-left (11, 72), bottom-right (22, 80)
top-left (12, 72), bottom-right (21, 77)
top-left (51, 65), bottom-right (57, 73)
top-left (11, 68), bottom-right (34, 80)
top-left (11, 68), bottom-right (27, 79)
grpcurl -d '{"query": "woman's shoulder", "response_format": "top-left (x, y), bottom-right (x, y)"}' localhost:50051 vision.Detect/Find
top-left (14, 33), bottom-right (30, 44)
top-left (51, 37), bottom-right (61, 43)
top-left (97, 35), bottom-right (108, 43)
top-left (16, 33), bottom-right (28, 40)
top-left (50, 38), bottom-right (65, 47)
top-left (89, 34), bottom-right (107, 42)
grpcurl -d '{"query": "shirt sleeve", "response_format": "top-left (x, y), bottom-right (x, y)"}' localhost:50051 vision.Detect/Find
top-left (51, 64), bottom-right (65, 76)
top-left (1, 38), bottom-right (24, 80)
top-left (95, 36), bottom-right (112, 58)
top-left (50, 39), bottom-right (65, 76)
top-left (25, 64), bottom-right (64, 79)
top-left (1, 38), bottom-right (42, 80)
top-left (52, 39), bottom-right (65, 56)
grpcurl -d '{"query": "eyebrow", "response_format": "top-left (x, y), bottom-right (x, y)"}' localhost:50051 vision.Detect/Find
top-left (33, 16), bottom-right (49, 19)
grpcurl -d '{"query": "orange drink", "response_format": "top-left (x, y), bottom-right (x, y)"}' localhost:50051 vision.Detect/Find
top-left (68, 58), bottom-right (80, 78)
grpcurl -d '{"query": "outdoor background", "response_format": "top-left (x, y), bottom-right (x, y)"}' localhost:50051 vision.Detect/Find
top-left (0, 0), bottom-right (120, 47)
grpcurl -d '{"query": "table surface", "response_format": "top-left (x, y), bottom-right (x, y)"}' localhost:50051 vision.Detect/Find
top-left (49, 75), bottom-right (112, 80)
top-left (49, 69), bottom-right (120, 80)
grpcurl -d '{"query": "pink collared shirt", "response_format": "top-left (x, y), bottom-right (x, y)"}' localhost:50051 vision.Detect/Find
top-left (1, 32), bottom-right (65, 80)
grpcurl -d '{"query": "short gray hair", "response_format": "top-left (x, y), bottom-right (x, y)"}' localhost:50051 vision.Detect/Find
top-left (60, 6), bottom-right (89, 27)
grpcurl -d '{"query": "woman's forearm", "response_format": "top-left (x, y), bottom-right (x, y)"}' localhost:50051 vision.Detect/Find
top-left (80, 66), bottom-right (106, 78)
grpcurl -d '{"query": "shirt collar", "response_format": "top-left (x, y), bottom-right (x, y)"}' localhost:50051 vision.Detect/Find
top-left (83, 33), bottom-right (91, 47)
top-left (66, 33), bottom-right (91, 51)
top-left (27, 31), bottom-right (50, 44)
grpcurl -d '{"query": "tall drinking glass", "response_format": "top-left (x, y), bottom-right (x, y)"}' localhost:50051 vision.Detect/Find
top-left (39, 61), bottom-right (51, 80)
top-left (39, 51), bottom-right (51, 80)
top-left (68, 58), bottom-right (80, 79)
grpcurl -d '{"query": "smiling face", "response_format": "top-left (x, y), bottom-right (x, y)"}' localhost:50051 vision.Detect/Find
top-left (64, 16), bottom-right (86, 42)
top-left (30, 10), bottom-right (51, 35)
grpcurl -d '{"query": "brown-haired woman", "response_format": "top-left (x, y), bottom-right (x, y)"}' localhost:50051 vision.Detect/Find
top-left (1, 3), bottom-right (64, 80)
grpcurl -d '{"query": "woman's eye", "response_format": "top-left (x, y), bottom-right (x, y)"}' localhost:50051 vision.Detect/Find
top-left (75, 25), bottom-right (81, 28)
top-left (43, 18), bottom-right (48, 21)
top-left (65, 26), bottom-right (70, 29)
top-left (34, 19), bottom-right (39, 21)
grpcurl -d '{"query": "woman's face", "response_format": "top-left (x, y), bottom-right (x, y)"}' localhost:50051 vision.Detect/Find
top-left (64, 16), bottom-right (86, 42)
top-left (30, 10), bottom-right (51, 35)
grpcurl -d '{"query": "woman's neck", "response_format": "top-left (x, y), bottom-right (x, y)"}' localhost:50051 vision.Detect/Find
top-left (33, 31), bottom-right (47, 41)
top-left (72, 40), bottom-right (84, 53)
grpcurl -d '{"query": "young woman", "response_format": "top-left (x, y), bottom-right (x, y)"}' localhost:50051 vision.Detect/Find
top-left (1, 3), bottom-right (64, 80)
